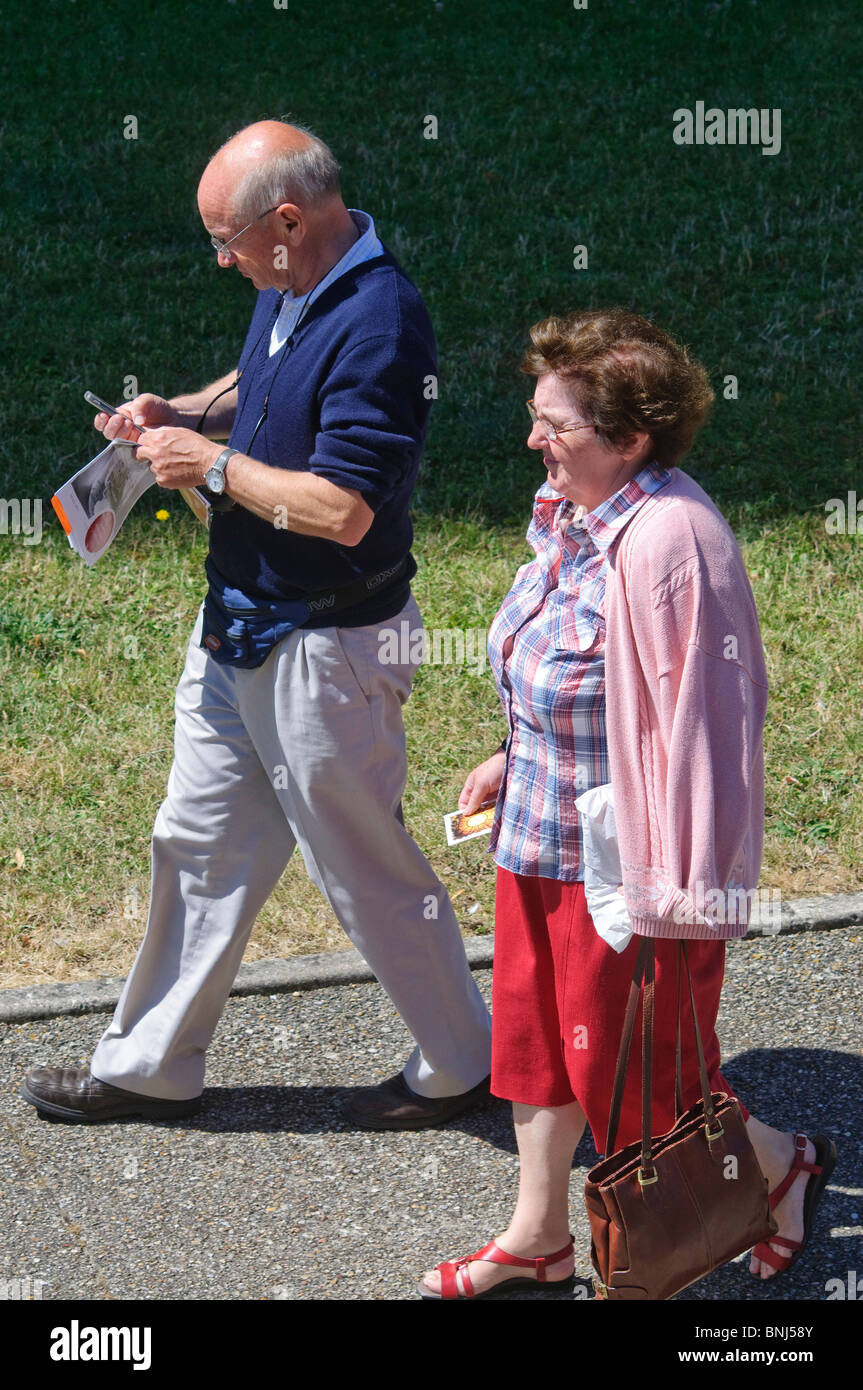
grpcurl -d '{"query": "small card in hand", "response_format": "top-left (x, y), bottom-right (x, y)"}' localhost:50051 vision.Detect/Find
top-left (444, 800), bottom-right (497, 847)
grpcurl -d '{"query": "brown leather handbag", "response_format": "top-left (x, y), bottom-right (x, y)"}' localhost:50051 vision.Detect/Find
top-left (584, 939), bottom-right (777, 1300)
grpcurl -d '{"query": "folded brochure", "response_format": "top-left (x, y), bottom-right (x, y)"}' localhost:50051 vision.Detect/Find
top-left (52, 438), bottom-right (156, 565)
top-left (52, 436), bottom-right (210, 564)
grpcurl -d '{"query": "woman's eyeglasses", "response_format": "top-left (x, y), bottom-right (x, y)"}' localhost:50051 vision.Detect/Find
top-left (526, 400), bottom-right (595, 443)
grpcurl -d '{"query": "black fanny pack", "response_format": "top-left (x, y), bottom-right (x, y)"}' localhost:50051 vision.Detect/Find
top-left (201, 555), bottom-right (410, 669)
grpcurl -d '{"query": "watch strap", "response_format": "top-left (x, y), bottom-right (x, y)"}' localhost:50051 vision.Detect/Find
top-left (210, 446), bottom-right (237, 480)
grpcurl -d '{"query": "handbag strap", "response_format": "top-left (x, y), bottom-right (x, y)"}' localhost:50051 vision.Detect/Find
top-left (679, 941), bottom-right (720, 1134)
top-left (605, 938), bottom-right (652, 1156)
top-left (640, 942), bottom-right (720, 1179)
top-left (675, 948), bottom-right (684, 1120)
top-left (605, 938), bottom-right (721, 1167)
top-left (640, 942), bottom-right (656, 1176)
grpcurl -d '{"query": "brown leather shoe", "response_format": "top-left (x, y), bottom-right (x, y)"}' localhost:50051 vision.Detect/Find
top-left (20, 1066), bottom-right (201, 1123)
top-left (342, 1071), bottom-right (492, 1131)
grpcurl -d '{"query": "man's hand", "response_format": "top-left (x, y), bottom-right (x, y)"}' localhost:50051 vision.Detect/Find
top-left (94, 393), bottom-right (181, 443)
top-left (458, 750), bottom-right (506, 816)
top-left (133, 428), bottom-right (222, 489)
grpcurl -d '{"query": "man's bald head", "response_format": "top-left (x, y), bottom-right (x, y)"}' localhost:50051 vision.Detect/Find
top-left (198, 120), bottom-right (357, 296)
top-left (199, 120), bottom-right (342, 225)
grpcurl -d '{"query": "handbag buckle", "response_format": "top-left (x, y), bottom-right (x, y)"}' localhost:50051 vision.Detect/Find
top-left (637, 1165), bottom-right (658, 1186)
top-left (705, 1119), bottom-right (724, 1142)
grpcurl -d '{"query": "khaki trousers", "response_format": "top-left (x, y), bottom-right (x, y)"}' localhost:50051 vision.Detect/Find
top-left (91, 596), bottom-right (491, 1100)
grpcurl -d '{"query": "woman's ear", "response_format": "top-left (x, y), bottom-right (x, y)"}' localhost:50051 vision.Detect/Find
top-left (619, 430), bottom-right (652, 464)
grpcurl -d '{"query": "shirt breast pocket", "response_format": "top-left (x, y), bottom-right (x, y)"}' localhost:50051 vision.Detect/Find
top-left (547, 592), bottom-right (606, 656)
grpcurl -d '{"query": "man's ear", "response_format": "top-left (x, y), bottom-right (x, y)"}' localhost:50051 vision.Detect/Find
top-left (275, 203), bottom-right (302, 239)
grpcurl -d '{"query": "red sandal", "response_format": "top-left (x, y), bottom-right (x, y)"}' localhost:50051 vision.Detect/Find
top-left (751, 1132), bottom-right (837, 1275)
top-left (418, 1237), bottom-right (576, 1300)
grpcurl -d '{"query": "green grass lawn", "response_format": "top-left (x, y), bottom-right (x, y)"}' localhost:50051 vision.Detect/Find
top-left (1, 0), bottom-right (861, 984)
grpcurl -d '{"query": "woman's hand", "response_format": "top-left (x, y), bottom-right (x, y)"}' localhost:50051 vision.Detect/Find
top-left (459, 750), bottom-right (506, 815)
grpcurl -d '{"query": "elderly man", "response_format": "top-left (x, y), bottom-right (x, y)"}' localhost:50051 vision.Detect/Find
top-left (22, 121), bottom-right (491, 1128)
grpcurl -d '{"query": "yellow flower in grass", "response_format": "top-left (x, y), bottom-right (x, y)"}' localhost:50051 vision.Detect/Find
top-left (155, 509), bottom-right (170, 521)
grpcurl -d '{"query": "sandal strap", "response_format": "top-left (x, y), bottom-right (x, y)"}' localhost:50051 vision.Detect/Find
top-left (459, 1263), bottom-right (475, 1298)
top-left (437, 1260), bottom-right (463, 1300)
top-left (767, 1236), bottom-right (803, 1252)
top-left (437, 1257), bottom-right (479, 1300)
top-left (768, 1134), bottom-right (822, 1211)
top-left (476, 1237), bottom-right (575, 1280)
top-left (434, 1236), bottom-right (575, 1297)
top-left (752, 1236), bottom-right (802, 1272)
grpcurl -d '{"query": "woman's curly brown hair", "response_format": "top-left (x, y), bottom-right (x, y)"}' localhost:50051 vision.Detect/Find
top-left (521, 309), bottom-right (714, 468)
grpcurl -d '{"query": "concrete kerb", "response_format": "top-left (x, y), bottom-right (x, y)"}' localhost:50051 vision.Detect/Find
top-left (1, 892), bottom-right (862, 1027)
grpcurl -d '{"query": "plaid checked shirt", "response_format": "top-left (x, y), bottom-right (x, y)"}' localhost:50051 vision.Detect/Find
top-left (488, 463), bottom-right (671, 880)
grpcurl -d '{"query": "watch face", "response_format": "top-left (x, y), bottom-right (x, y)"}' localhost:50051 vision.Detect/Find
top-left (205, 468), bottom-right (225, 494)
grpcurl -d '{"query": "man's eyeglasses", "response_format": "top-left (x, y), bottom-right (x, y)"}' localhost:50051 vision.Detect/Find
top-left (526, 399), bottom-right (596, 443)
top-left (210, 205), bottom-right (280, 258)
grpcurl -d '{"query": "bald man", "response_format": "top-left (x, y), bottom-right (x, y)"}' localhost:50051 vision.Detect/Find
top-left (22, 121), bottom-right (492, 1129)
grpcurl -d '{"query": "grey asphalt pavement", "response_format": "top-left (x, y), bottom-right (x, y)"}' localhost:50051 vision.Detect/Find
top-left (1, 924), bottom-right (861, 1303)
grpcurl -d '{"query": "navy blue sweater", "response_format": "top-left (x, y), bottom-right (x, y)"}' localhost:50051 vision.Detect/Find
top-left (208, 249), bottom-right (436, 627)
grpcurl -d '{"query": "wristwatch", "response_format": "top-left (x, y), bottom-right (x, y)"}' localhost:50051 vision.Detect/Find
top-left (204, 447), bottom-right (237, 496)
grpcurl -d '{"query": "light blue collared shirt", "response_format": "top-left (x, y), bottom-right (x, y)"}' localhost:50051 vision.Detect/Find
top-left (268, 208), bottom-right (384, 355)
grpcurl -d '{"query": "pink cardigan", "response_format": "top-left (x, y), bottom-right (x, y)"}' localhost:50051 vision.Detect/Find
top-left (604, 468), bottom-right (768, 939)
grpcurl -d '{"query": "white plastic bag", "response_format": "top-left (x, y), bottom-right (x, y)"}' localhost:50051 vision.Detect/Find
top-left (574, 783), bottom-right (633, 954)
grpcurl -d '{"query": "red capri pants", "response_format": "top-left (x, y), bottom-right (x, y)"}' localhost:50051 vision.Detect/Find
top-left (491, 867), bottom-right (748, 1152)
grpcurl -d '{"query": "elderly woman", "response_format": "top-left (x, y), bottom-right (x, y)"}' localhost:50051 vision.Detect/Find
top-left (419, 309), bottom-right (836, 1300)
